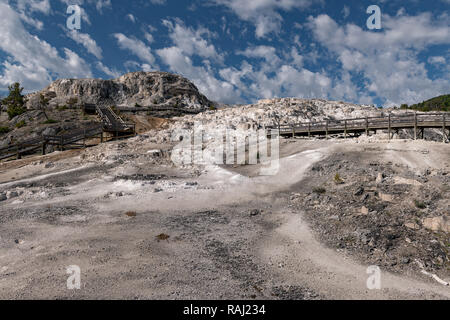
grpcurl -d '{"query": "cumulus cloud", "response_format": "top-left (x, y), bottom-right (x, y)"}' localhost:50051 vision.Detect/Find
top-left (307, 13), bottom-right (450, 106)
top-left (58, 0), bottom-right (111, 13)
top-left (66, 30), bottom-right (103, 59)
top-left (156, 46), bottom-right (239, 103)
top-left (0, 2), bottom-right (91, 91)
top-left (96, 61), bottom-right (121, 78)
top-left (162, 19), bottom-right (223, 62)
top-left (211, 0), bottom-right (322, 38)
top-left (113, 33), bottom-right (157, 69)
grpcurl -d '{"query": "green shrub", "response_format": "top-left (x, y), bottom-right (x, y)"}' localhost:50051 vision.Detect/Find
top-left (313, 187), bottom-right (326, 194)
top-left (57, 105), bottom-right (67, 111)
top-left (15, 120), bottom-right (26, 128)
top-left (334, 173), bottom-right (344, 184)
top-left (43, 119), bottom-right (58, 124)
top-left (7, 105), bottom-right (26, 119)
top-left (0, 126), bottom-right (10, 134)
top-left (414, 200), bottom-right (426, 209)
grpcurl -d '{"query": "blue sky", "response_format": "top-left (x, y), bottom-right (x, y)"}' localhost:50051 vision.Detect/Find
top-left (0, 0), bottom-right (449, 107)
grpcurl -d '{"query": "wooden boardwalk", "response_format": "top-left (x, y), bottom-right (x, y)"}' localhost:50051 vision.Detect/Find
top-left (0, 104), bottom-right (136, 161)
top-left (271, 112), bottom-right (450, 142)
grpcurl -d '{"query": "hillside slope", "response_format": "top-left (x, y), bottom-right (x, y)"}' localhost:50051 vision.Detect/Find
top-left (25, 71), bottom-right (213, 110)
top-left (405, 94), bottom-right (450, 112)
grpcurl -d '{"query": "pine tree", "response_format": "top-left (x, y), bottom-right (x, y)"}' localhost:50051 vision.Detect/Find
top-left (2, 82), bottom-right (27, 120)
top-left (39, 94), bottom-right (50, 120)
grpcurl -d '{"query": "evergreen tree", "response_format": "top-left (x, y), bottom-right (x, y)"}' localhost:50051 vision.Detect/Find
top-left (2, 82), bottom-right (27, 120)
top-left (39, 94), bottom-right (50, 120)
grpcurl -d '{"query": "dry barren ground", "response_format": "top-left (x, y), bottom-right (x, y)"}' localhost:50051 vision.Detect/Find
top-left (0, 137), bottom-right (448, 299)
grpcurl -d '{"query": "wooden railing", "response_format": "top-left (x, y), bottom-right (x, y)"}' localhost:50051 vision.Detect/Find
top-left (269, 112), bottom-right (450, 142)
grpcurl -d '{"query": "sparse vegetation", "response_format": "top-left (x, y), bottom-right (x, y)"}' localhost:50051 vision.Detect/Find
top-left (43, 119), bottom-right (58, 124)
top-left (0, 126), bottom-right (10, 134)
top-left (156, 233), bottom-right (170, 241)
top-left (414, 200), bottom-right (427, 209)
top-left (57, 105), bottom-right (68, 111)
top-left (15, 120), bottom-right (26, 128)
top-left (313, 187), bottom-right (326, 194)
top-left (334, 173), bottom-right (344, 184)
top-left (125, 211), bottom-right (137, 217)
top-left (135, 103), bottom-right (142, 108)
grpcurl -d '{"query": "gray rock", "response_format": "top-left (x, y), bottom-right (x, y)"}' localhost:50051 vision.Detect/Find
top-left (42, 127), bottom-right (58, 136)
top-left (354, 187), bottom-right (364, 196)
top-left (25, 71), bottom-right (213, 110)
top-left (0, 193), bottom-right (6, 201)
top-left (45, 162), bottom-right (54, 168)
top-left (6, 191), bottom-right (18, 199)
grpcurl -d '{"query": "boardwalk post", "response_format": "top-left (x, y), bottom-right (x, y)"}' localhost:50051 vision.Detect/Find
top-left (325, 120), bottom-right (329, 139)
top-left (42, 141), bottom-right (46, 155)
top-left (308, 122), bottom-right (311, 138)
top-left (365, 117), bottom-right (369, 136)
top-left (83, 128), bottom-right (86, 148)
top-left (16, 144), bottom-right (21, 160)
top-left (292, 125), bottom-right (295, 138)
top-left (388, 113), bottom-right (391, 141)
top-left (100, 130), bottom-right (104, 143)
top-left (444, 114), bottom-right (447, 143)
top-left (344, 120), bottom-right (347, 139)
top-left (414, 112), bottom-right (418, 140)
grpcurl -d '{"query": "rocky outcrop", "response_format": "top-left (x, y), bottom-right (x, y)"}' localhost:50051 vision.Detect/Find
top-left (25, 71), bottom-right (213, 110)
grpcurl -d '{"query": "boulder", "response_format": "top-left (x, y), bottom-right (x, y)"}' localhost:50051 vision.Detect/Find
top-left (6, 191), bottom-right (18, 199)
top-left (422, 217), bottom-right (450, 233)
top-left (405, 222), bottom-right (420, 230)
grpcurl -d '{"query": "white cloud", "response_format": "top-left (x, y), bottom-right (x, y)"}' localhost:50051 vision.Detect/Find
top-left (157, 19), bottom-right (240, 103)
top-left (113, 33), bottom-right (157, 67)
top-left (15, 0), bottom-right (51, 14)
top-left (66, 30), bottom-right (103, 59)
top-left (342, 5), bottom-right (350, 19)
top-left (307, 13), bottom-right (450, 106)
top-left (428, 56), bottom-right (446, 64)
top-left (96, 61), bottom-right (121, 78)
top-left (0, 2), bottom-right (91, 91)
top-left (126, 13), bottom-right (136, 23)
top-left (162, 19), bottom-right (223, 62)
top-left (156, 46), bottom-right (239, 103)
top-left (58, 0), bottom-right (111, 14)
top-left (220, 46), bottom-right (332, 101)
top-left (211, 0), bottom-right (322, 38)
top-left (150, 0), bottom-right (166, 4)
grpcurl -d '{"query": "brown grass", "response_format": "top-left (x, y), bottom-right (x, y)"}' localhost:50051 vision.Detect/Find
top-left (125, 211), bottom-right (137, 217)
top-left (156, 233), bottom-right (170, 241)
